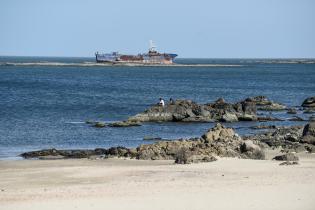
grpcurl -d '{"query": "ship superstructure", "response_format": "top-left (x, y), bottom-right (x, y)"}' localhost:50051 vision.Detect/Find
top-left (95, 41), bottom-right (177, 64)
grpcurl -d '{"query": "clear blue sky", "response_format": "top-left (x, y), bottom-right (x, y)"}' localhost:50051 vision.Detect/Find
top-left (1, 0), bottom-right (314, 58)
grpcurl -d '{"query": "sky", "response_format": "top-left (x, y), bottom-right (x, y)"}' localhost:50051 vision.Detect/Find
top-left (0, 0), bottom-right (314, 58)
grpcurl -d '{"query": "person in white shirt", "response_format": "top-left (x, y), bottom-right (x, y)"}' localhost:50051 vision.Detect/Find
top-left (159, 98), bottom-right (165, 107)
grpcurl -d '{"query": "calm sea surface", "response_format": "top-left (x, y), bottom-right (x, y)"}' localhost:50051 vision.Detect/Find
top-left (0, 57), bottom-right (314, 159)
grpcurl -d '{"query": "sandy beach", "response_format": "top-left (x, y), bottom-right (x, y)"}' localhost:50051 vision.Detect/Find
top-left (1, 151), bottom-right (315, 210)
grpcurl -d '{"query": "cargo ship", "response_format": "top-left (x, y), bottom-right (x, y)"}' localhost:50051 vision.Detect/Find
top-left (95, 41), bottom-right (177, 65)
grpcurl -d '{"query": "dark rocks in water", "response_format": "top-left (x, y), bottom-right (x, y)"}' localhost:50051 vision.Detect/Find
top-left (303, 108), bottom-right (315, 114)
top-left (288, 116), bottom-right (305, 121)
top-left (89, 120), bottom-right (142, 128)
top-left (279, 161), bottom-right (299, 166)
top-left (287, 108), bottom-right (297, 114)
top-left (137, 123), bottom-right (264, 161)
top-left (244, 125), bottom-right (307, 152)
top-left (20, 147), bottom-right (136, 159)
top-left (302, 96), bottom-right (315, 108)
top-left (108, 121), bottom-right (142, 127)
top-left (143, 136), bottom-right (162, 141)
top-left (250, 125), bottom-right (277, 129)
top-left (273, 153), bottom-right (299, 161)
top-left (257, 116), bottom-right (284, 122)
top-left (20, 123), bottom-right (265, 164)
top-left (85, 120), bottom-right (97, 124)
top-left (127, 98), bottom-right (257, 123)
top-left (301, 122), bottom-right (315, 145)
top-left (245, 96), bottom-right (286, 111)
top-left (93, 122), bottom-right (106, 128)
top-left (21, 148), bottom-right (98, 159)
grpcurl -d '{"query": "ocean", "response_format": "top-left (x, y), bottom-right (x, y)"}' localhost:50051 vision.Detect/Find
top-left (0, 57), bottom-right (314, 159)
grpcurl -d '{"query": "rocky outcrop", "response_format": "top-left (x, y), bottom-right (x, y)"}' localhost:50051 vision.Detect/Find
top-left (20, 147), bottom-right (138, 159)
top-left (108, 121), bottom-right (141, 127)
top-left (128, 99), bottom-right (257, 123)
top-left (244, 124), bottom-right (315, 153)
top-left (302, 96), bottom-right (315, 108)
top-left (250, 125), bottom-right (277, 129)
top-left (301, 122), bottom-right (315, 145)
top-left (88, 121), bottom-right (142, 128)
top-left (287, 108), bottom-right (297, 114)
top-left (132, 123), bottom-right (264, 161)
top-left (245, 96), bottom-right (287, 111)
top-left (273, 153), bottom-right (299, 161)
top-left (20, 123), bottom-right (265, 163)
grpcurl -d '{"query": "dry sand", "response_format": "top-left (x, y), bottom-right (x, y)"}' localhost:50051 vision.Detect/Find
top-left (1, 151), bottom-right (315, 210)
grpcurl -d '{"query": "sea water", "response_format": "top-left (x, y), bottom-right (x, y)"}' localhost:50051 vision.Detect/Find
top-left (0, 57), bottom-right (314, 158)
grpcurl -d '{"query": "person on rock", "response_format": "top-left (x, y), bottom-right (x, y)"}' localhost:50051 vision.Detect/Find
top-left (158, 98), bottom-right (165, 107)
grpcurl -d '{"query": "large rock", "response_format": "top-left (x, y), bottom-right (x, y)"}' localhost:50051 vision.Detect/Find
top-left (201, 123), bottom-right (235, 143)
top-left (240, 140), bottom-right (265, 160)
top-left (128, 98), bottom-right (257, 123)
top-left (244, 125), bottom-right (306, 152)
top-left (302, 96), bottom-right (315, 108)
top-left (273, 153), bottom-right (299, 161)
top-left (245, 96), bottom-right (286, 111)
top-left (108, 121), bottom-right (141, 127)
top-left (301, 122), bottom-right (315, 145)
top-left (21, 124), bottom-right (265, 163)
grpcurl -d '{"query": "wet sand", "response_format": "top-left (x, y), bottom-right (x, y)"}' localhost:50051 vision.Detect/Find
top-left (1, 152), bottom-right (315, 210)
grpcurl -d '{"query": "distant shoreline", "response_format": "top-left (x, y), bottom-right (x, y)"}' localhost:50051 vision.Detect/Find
top-left (0, 62), bottom-right (243, 67)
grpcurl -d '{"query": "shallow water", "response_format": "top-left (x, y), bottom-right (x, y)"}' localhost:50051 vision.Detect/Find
top-left (0, 57), bottom-right (314, 158)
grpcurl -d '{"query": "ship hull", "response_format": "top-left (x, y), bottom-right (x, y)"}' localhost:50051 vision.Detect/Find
top-left (95, 49), bottom-right (177, 65)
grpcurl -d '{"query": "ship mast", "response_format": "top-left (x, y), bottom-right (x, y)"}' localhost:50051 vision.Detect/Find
top-left (149, 40), bottom-right (157, 52)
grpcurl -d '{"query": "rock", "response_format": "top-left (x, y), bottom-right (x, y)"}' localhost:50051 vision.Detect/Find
top-left (303, 108), bottom-right (315, 114)
top-left (287, 108), bottom-right (297, 114)
top-left (305, 144), bottom-right (315, 153)
top-left (93, 122), bottom-right (106, 128)
top-left (21, 124), bottom-right (265, 163)
top-left (201, 123), bottom-right (235, 143)
top-left (215, 98), bottom-right (225, 104)
top-left (257, 103), bottom-right (287, 111)
top-left (237, 114), bottom-right (257, 121)
top-left (301, 122), bottom-right (315, 145)
top-left (250, 125), bottom-right (277, 129)
top-left (85, 120), bottom-right (97, 124)
top-left (245, 96), bottom-right (271, 106)
top-left (245, 125), bottom-right (304, 150)
top-left (302, 96), bottom-right (315, 107)
top-left (20, 148), bottom-right (99, 159)
top-left (257, 116), bottom-right (284, 121)
top-left (128, 98), bottom-right (257, 123)
top-left (108, 120), bottom-right (141, 127)
top-left (309, 115), bottom-right (315, 122)
top-left (143, 136), bottom-right (162, 141)
top-left (279, 161), bottom-right (299, 166)
top-left (221, 112), bottom-right (238, 122)
top-left (272, 153), bottom-right (299, 161)
top-left (240, 140), bottom-right (265, 160)
top-left (174, 148), bottom-right (217, 164)
top-left (288, 116), bottom-right (305, 121)
top-left (246, 96), bottom-right (286, 111)
top-left (185, 154), bottom-right (217, 164)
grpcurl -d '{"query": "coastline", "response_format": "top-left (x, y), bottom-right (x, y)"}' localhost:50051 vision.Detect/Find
top-left (0, 62), bottom-right (243, 67)
top-left (1, 150), bottom-right (315, 210)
